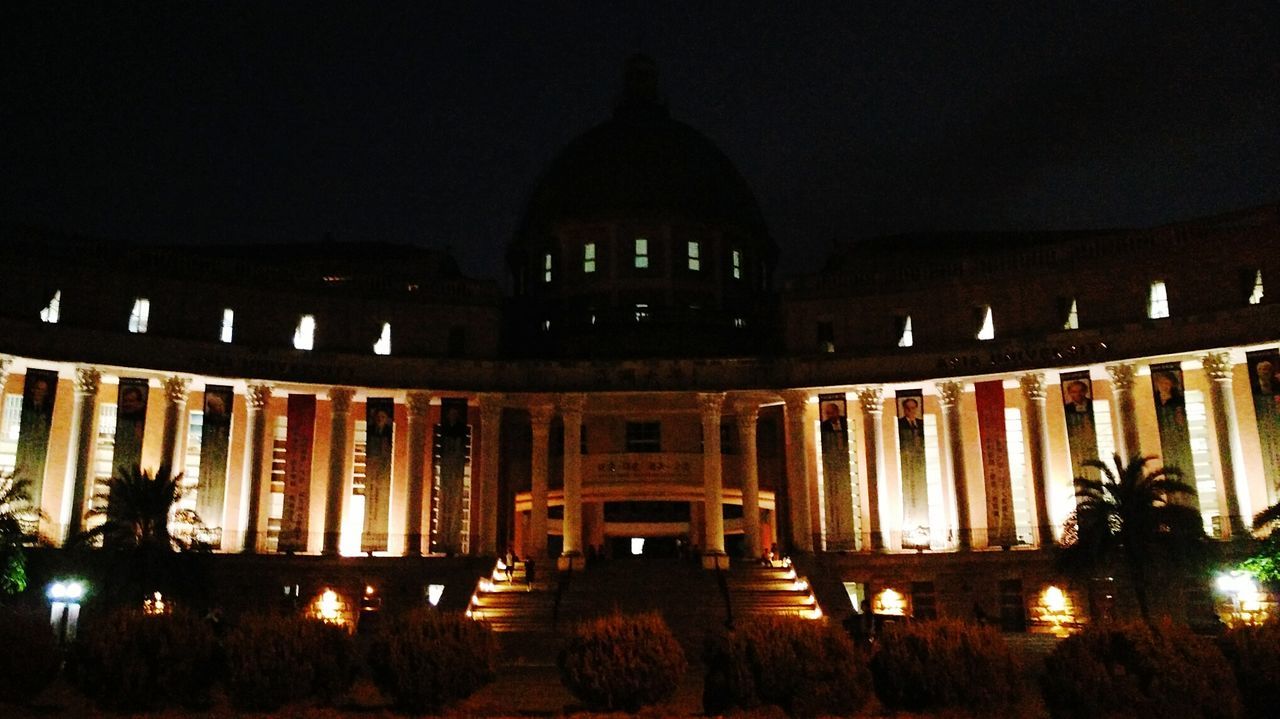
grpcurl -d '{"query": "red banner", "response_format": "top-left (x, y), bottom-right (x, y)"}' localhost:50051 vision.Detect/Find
top-left (975, 381), bottom-right (1017, 547)
top-left (279, 394), bottom-right (315, 552)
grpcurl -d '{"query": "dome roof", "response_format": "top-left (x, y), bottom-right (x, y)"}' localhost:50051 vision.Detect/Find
top-left (514, 56), bottom-right (773, 258)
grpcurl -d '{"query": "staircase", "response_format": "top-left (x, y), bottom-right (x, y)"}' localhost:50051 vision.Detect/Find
top-left (724, 562), bottom-right (823, 622)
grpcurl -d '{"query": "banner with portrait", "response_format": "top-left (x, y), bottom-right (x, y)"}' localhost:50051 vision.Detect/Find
top-left (195, 384), bottom-right (234, 535)
top-left (279, 394), bottom-right (316, 553)
top-left (111, 378), bottom-right (150, 476)
top-left (895, 388), bottom-right (929, 542)
top-left (1246, 349), bottom-right (1280, 502)
top-left (974, 380), bottom-right (1016, 547)
top-left (1059, 370), bottom-right (1101, 482)
top-left (818, 392), bottom-right (858, 551)
top-left (362, 397), bottom-right (395, 552)
top-left (432, 398), bottom-right (470, 555)
top-left (1148, 362), bottom-right (1197, 501)
top-left (14, 368), bottom-right (59, 501)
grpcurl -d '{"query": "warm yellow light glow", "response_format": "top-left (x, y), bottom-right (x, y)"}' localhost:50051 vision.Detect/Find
top-left (143, 591), bottom-right (168, 615)
top-left (365, 585), bottom-right (376, 596)
top-left (873, 588), bottom-right (907, 616)
top-left (313, 588), bottom-right (345, 625)
top-left (1035, 585), bottom-right (1077, 636)
top-left (1043, 586), bottom-right (1067, 614)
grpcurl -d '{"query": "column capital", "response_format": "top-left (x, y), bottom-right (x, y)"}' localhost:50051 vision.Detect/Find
top-left (406, 391), bottom-right (433, 417)
top-left (697, 391), bottom-right (725, 418)
top-left (0, 355), bottom-right (11, 384)
top-left (559, 392), bottom-right (586, 417)
top-left (327, 386), bottom-right (354, 413)
top-left (1201, 351), bottom-right (1234, 380)
top-left (75, 366), bottom-right (102, 395)
top-left (248, 383), bottom-right (273, 410)
top-left (477, 392), bottom-right (505, 421)
top-left (1105, 363), bottom-right (1137, 391)
top-left (855, 386), bottom-right (884, 411)
top-left (732, 400), bottom-right (760, 425)
top-left (936, 380), bottom-right (965, 407)
top-left (529, 401), bottom-right (556, 426)
top-left (1019, 372), bottom-right (1048, 401)
top-left (780, 389), bottom-right (811, 413)
top-left (163, 375), bottom-right (190, 404)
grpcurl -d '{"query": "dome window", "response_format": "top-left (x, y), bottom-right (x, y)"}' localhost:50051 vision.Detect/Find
top-left (897, 316), bottom-right (914, 348)
top-left (128, 298), bottom-right (150, 333)
top-left (687, 241), bottom-right (701, 271)
top-left (373, 322), bottom-right (392, 356)
top-left (293, 314), bottom-right (316, 350)
top-left (39, 290), bottom-right (61, 324)
top-left (1248, 270), bottom-right (1264, 305)
top-left (976, 306), bottom-right (995, 341)
top-left (1147, 281), bottom-right (1170, 319)
top-left (220, 308), bottom-right (235, 343)
top-left (1063, 299), bottom-right (1079, 330)
top-left (634, 238), bottom-right (650, 269)
top-left (732, 249), bottom-right (742, 279)
top-left (543, 253), bottom-right (553, 283)
top-left (583, 243), bottom-right (597, 273)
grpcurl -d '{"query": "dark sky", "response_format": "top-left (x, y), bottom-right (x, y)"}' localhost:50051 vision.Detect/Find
top-left (3, 2), bottom-right (1277, 279)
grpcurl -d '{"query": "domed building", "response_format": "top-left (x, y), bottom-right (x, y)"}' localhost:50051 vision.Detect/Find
top-left (1, 58), bottom-right (1277, 628)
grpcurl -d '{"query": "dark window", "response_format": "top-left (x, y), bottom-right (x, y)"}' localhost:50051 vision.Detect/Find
top-left (447, 327), bottom-right (466, 356)
top-left (998, 579), bottom-right (1026, 631)
top-left (625, 421), bottom-right (661, 453)
top-left (720, 422), bottom-right (736, 454)
top-left (911, 581), bottom-right (938, 620)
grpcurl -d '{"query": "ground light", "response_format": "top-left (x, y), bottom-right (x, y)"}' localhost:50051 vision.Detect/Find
top-left (47, 579), bottom-right (86, 644)
top-left (427, 584), bottom-right (445, 607)
top-left (1215, 570), bottom-right (1267, 626)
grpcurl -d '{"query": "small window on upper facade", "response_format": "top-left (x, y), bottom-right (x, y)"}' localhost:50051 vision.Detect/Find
top-left (634, 238), bottom-right (650, 269)
top-left (543, 253), bottom-right (553, 283)
top-left (293, 314), bottom-right (316, 350)
top-left (733, 317), bottom-right (746, 329)
top-left (817, 320), bottom-right (834, 352)
top-left (1148, 280), bottom-right (1170, 319)
top-left (373, 322), bottom-right (392, 355)
top-left (128, 298), bottom-right (150, 333)
top-left (732, 249), bottom-right (742, 279)
top-left (541, 319), bottom-right (551, 332)
top-left (897, 315), bottom-right (914, 348)
top-left (583, 242), bottom-right (596, 273)
top-left (687, 241), bottom-right (701, 271)
top-left (39, 290), bottom-right (61, 323)
top-left (1248, 270), bottom-right (1264, 305)
top-left (1063, 299), bottom-right (1079, 330)
top-left (976, 305), bottom-right (995, 340)
top-left (625, 421), bottom-right (661, 453)
top-left (220, 308), bottom-right (235, 343)
top-left (634, 303), bottom-right (651, 322)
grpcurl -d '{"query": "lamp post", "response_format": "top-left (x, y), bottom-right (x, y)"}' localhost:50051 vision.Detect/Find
top-left (47, 579), bottom-right (86, 646)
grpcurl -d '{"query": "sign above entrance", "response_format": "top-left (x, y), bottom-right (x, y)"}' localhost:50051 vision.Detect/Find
top-left (585, 454), bottom-right (702, 487)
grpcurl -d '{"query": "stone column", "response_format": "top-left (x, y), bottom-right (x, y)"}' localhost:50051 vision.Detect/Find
top-left (1106, 363), bottom-right (1140, 461)
top-left (560, 393), bottom-right (585, 568)
top-left (64, 367), bottom-right (101, 539)
top-left (0, 356), bottom-right (10, 410)
top-left (781, 390), bottom-right (814, 552)
top-left (403, 391), bottom-right (432, 555)
top-left (159, 376), bottom-right (190, 474)
top-left (322, 387), bottom-right (355, 555)
top-left (734, 401), bottom-right (763, 560)
top-left (1020, 373), bottom-right (1057, 547)
top-left (1202, 352), bottom-right (1248, 538)
top-left (527, 401), bottom-right (554, 560)
top-left (937, 381), bottom-right (972, 550)
top-left (699, 392), bottom-right (728, 567)
top-left (476, 393), bottom-right (504, 556)
top-left (856, 386), bottom-right (886, 550)
top-left (242, 383), bottom-right (273, 554)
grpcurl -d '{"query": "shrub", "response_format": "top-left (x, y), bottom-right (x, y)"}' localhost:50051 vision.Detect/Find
top-left (1042, 619), bottom-right (1241, 719)
top-left (0, 607), bottom-right (60, 704)
top-left (368, 610), bottom-right (497, 713)
top-left (70, 608), bottom-right (217, 712)
top-left (224, 613), bottom-right (355, 711)
top-left (1218, 622), bottom-right (1280, 719)
top-left (703, 616), bottom-right (871, 718)
top-left (558, 612), bottom-right (687, 712)
top-left (870, 619), bottom-right (1022, 712)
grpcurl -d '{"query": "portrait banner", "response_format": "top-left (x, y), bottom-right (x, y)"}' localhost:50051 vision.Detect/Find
top-left (974, 380), bottom-right (1016, 546)
top-left (895, 388), bottom-right (929, 542)
top-left (818, 393), bottom-right (859, 551)
top-left (1059, 370), bottom-right (1101, 483)
top-left (1246, 349), bottom-right (1280, 502)
top-left (111, 378), bottom-right (150, 476)
top-left (432, 398), bottom-right (470, 555)
top-left (1149, 362), bottom-right (1198, 504)
top-left (14, 368), bottom-right (60, 502)
top-left (279, 394), bottom-right (316, 553)
top-left (362, 397), bottom-right (394, 552)
top-left (195, 384), bottom-right (234, 534)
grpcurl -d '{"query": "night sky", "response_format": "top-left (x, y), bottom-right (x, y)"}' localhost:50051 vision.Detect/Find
top-left (3, 2), bottom-right (1277, 280)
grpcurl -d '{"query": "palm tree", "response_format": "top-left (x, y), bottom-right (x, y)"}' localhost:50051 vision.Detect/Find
top-left (1239, 501), bottom-right (1280, 585)
top-left (77, 465), bottom-right (207, 552)
top-left (0, 473), bottom-right (40, 594)
top-left (1059, 455), bottom-right (1206, 622)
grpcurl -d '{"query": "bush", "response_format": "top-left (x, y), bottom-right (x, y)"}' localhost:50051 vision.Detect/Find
top-left (1218, 623), bottom-right (1280, 719)
top-left (368, 610), bottom-right (497, 713)
top-left (558, 612), bottom-right (687, 712)
top-left (0, 607), bottom-right (60, 704)
top-left (224, 613), bottom-right (355, 711)
top-left (870, 619), bottom-right (1022, 712)
top-left (704, 616), bottom-right (871, 718)
top-left (70, 608), bottom-right (217, 712)
top-left (1042, 619), bottom-right (1241, 719)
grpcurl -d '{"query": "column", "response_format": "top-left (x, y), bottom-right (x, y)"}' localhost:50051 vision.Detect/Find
top-left (64, 366), bottom-right (101, 540)
top-left (559, 392), bottom-right (585, 569)
top-left (403, 391), bottom-right (432, 555)
top-left (937, 381), bottom-right (972, 550)
top-left (242, 383), bottom-right (273, 554)
top-left (1106, 363), bottom-right (1140, 461)
top-left (322, 387), bottom-right (354, 555)
top-left (476, 393), bottom-right (504, 556)
top-left (734, 401), bottom-right (763, 560)
top-left (527, 401), bottom-right (554, 560)
top-left (1019, 373), bottom-right (1057, 547)
top-left (1202, 352), bottom-right (1248, 538)
top-left (0, 356), bottom-right (10, 409)
top-left (855, 386), bottom-right (886, 550)
top-left (699, 392), bottom-right (728, 568)
top-left (781, 390), bottom-right (814, 552)
top-left (159, 376), bottom-right (190, 474)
